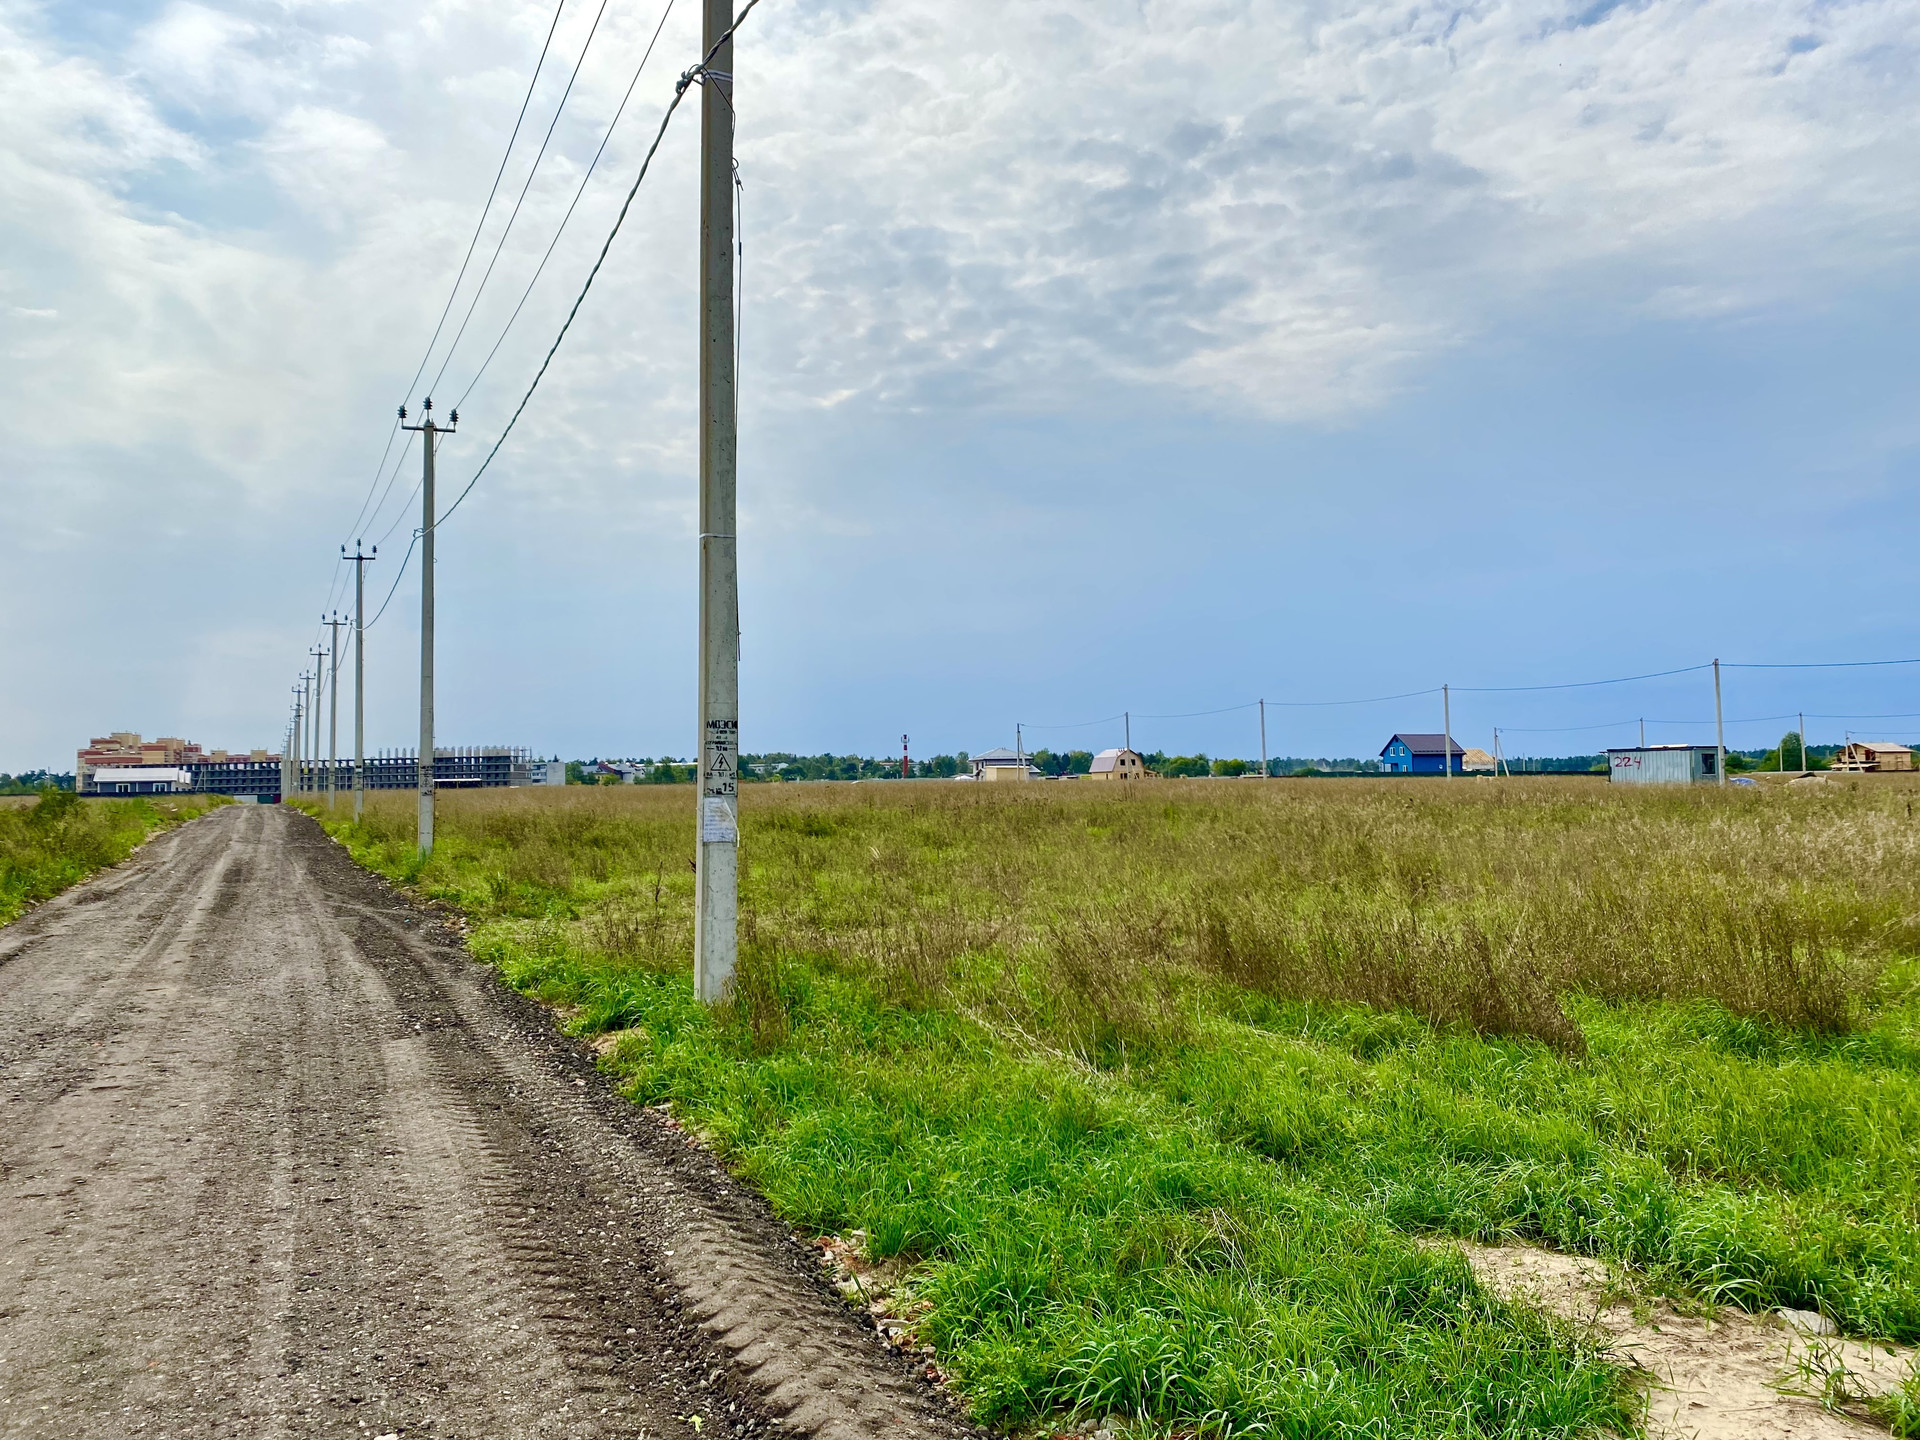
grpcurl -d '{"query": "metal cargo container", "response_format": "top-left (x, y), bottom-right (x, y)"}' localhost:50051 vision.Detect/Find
top-left (1605, 745), bottom-right (1720, 785)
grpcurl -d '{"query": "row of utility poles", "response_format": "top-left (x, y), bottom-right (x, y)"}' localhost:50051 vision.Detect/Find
top-left (283, 0), bottom-right (743, 1003)
top-left (283, 547), bottom-right (376, 824)
top-left (1087, 664), bottom-right (1781, 781)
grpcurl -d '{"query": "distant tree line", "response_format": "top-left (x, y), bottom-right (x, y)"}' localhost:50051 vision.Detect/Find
top-left (0, 771), bottom-right (74, 795)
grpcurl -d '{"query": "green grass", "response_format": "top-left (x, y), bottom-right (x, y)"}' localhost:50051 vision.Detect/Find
top-left (307, 777), bottom-right (1920, 1437)
top-left (0, 788), bottom-right (225, 925)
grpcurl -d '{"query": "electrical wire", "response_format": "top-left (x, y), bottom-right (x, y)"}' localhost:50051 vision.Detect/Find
top-left (1138, 700), bottom-right (1261, 720)
top-left (427, 0), bottom-right (618, 402)
top-left (404, 0), bottom-right (571, 411)
top-left (375, 476), bottom-right (424, 548)
top-left (339, 416), bottom-right (401, 554)
top-left (323, 0), bottom-right (566, 652)
top-left (1727, 657), bottom-right (1920, 670)
top-left (365, 531), bottom-right (422, 630)
top-left (358, 430), bottom-right (420, 554)
top-left (455, 0), bottom-right (680, 412)
top-left (1264, 686), bottom-right (1445, 708)
top-left (1454, 663), bottom-right (1712, 693)
top-left (1019, 713), bottom-right (1128, 732)
top-left (434, 0), bottom-right (762, 531)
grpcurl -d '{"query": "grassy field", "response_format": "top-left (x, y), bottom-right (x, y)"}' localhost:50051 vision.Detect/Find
top-left (0, 788), bottom-right (226, 925)
top-left (310, 777), bottom-right (1920, 1438)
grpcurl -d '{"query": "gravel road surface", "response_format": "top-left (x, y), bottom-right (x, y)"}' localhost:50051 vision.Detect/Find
top-left (0, 804), bottom-right (961, 1440)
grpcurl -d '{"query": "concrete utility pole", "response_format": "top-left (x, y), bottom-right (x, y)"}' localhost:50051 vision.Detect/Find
top-left (1259, 699), bottom-right (1268, 778)
top-left (1442, 683), bottom-right (1453, 779)
top-left (285, 692), bottom-right (300, 799)
top-left (323, 612), bottom-right (346, 809)
top-left (693, 0), bottom-right (741, 1005)
top-left (1712, 658), bottom-right (1726, 786)
top-left (401, 402), bottom-right (455, 857)
top-left (1800, 711), bottom-right (1808, 774)
top-left (346, 543), bottom-right (376, 820)
top-left (308, 645), bottom-right (328, 794)
top-left (1124, 711), bottom-right (1131, 752)
top-left (294, 677), bottom-right (308, 796)
top-left (1640, 718), bottom-right (1646, 748)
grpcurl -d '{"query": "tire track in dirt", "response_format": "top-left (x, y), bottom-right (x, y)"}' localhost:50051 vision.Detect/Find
top-left (0, 804), bottom-right (973, 1440)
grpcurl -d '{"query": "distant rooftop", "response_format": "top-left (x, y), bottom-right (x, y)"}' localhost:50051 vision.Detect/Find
top-left (1385, 733), bottom-right (1465, 756)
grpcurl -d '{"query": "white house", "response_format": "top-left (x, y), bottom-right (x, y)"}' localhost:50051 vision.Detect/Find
top-left (970, 747), bottom-right (1039, 781)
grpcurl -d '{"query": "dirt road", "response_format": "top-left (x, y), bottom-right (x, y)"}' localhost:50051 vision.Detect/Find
top-left (0, 805), bottom-right (958, 1440)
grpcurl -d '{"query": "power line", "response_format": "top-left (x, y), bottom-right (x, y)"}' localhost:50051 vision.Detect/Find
top-left (339, 416), bottom-right (402, 553)
top-left (359, 3), bottom-right (759, 638)
top-left (456, 0), bottom-right (682, 412)
top-left (1727, 657), bottom-right (1920, 670)
top-left (1454, 663), bottom-right (1712, 693)
top-left (1138, 700), bottom-right (1261, 720)
top-left (405, 0), bottom-right (571, 409)
top-left (1020, 713), bottom-right (1127, 732)
top-left (1265, 686), bottom-right (1444, 708)
top-left (427, 0), bottom-right (618, 402)
top-left (365, 531), bottom-right (421, 630)
top-left (332, 0), bottom-right (566, 569)
top-left (374, 476), bottom-right (423, 548)
top-left (435, 4), bottom-right (764, 531)
top-left (362, 430), bottom-right (421, 548)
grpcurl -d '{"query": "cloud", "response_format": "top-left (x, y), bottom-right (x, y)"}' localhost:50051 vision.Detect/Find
top-left (0, 0), bottom-right (1912, 486)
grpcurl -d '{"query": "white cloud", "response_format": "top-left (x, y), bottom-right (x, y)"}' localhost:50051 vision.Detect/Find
top-left (1, 0), bottom-right (1912, 486)
top-left (0, 0), bottom-right (1915, 726)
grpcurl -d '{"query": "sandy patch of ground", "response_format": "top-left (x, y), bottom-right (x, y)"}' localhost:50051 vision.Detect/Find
top-left (1459, 1242), bottom-right (1914, 1439)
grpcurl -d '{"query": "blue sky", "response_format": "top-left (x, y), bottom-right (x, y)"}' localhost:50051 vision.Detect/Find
top-left (3, 0), bottom-right (1917, 770)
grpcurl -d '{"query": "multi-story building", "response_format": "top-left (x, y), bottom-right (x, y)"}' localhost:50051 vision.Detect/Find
top-left (77, 733), bottom-right (536, 800)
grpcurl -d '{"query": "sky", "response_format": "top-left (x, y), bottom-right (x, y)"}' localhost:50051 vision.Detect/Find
top-left (3, 0), bottom-right (1918, 771)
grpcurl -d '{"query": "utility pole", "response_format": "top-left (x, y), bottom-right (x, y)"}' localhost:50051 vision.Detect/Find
top-left (308, 645), bottom-right (328, 795)
top-left (1639, 718), bottom-right (1645, 748)
top-left (1124, 711), bottom-right (1131, 752)
top-left (345, 543), bottom-right (376, 820)
top-left (401, 402), bottom-right (455, 857)
top-left (1016, 723), bottom-right (1024, 769)
top-left (294, 676), bottom-right (308, 796)
top-left (285, 692), bottom-right (300, 799)
top-left (1259, 699), bottom-right (1268, 778)
top-left (1493, 726), bottom-right (1505, 778)
top-left (1800, 711), bottom-right (1808, 775)
top-left (901, 734), bottom-right (910, 780)
top-left (1442, 682), bottom-right (1453, 779)
top-left (1712, 658), bottom-right (1726, 786)
top-left (323, 612), bottom-right (346, 809)
top-left (693, 0), bottom-right (740, 1005)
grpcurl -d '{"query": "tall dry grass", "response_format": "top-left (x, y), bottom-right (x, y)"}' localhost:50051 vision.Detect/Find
top-left (333, 775), bottom-right (1919, 1049)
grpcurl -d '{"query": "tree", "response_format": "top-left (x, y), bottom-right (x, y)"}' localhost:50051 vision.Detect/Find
top-left (1211, 758), bottom-right (1250, 777)
top-left (1755, 732), bottom-right (1823, 771)
top-left (1158, 754), bottom-right (1210, 778)
top-left (1030, 749), bottom-right (1096, 777)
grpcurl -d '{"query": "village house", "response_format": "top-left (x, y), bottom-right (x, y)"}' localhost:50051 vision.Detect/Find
top-left (1379, 734), bottom-right (1466, 775)
top-left (969, 747), bottom-right (1040, 781)
top-left (1831, 741), bottom-right (1914, 773)
top-left (1086, 747), bottom-right (1149, 780)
